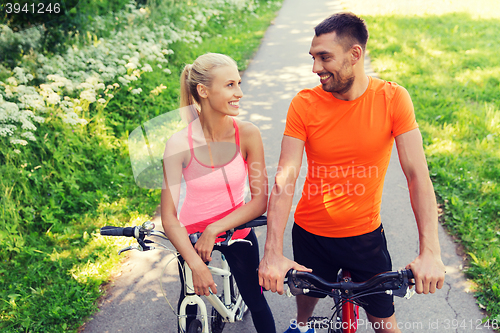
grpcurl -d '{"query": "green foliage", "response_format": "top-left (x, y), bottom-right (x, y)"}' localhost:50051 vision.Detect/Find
top-left (0, 0), bottom-right (283, 331)
top-left (365, 12), bottom-right (500, 320)
top-left (0, 114), bottom-right (159, 332)
top-left (0, 0), bottom-right (133, 57)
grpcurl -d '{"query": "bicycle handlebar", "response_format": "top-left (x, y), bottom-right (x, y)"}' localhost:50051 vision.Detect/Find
top-left (100, 226), bottom-right (136, 237)
top-left (286, 268), bottom-right (414, 299)
top-left (237, 215), bottom-right (267, 229)
top-left (99, 215), bottom-right (267, 252)
top-left (188, 215), bottom-right (267, 246)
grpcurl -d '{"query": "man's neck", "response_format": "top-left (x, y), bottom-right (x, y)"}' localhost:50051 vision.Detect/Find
top-left (332, 73), bottom-right (370, 101)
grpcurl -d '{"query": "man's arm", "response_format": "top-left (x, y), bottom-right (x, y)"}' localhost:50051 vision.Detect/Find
top-left (395, 128), bottom-right (446, 294)
top-left (258, 135), bottom-right (311, 295)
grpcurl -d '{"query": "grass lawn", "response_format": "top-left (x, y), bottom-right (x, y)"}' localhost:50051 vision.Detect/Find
top-left (346, 0), bottom-right (500, 323)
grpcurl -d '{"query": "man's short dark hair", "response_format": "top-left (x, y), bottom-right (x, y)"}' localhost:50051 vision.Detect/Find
top-left (314, 12), bottom-right (369, 52)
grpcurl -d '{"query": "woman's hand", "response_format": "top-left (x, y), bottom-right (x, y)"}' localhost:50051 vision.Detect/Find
top-left (190, 261), bottom-right (217, 296)
top-left (194, 225), bottom-right (218, 262)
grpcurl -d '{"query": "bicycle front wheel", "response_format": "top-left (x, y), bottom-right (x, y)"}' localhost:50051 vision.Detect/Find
top-left (211, 297), bottom-right (226, 333)
top-left (229, 274), bottom-right (248, 320)
top-left (187, 319), bottom-right (202, 333)
top-left (329, 291), bottom-right (343, 333)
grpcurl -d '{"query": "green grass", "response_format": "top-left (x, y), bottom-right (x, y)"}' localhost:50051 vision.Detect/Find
top-left (0, 1), bottom-right (283, 332)
top-left (365, 13), bottom-right (500, 322)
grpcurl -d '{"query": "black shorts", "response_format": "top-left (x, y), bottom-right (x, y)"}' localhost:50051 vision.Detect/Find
top-left (292, 223), bottom-right (394, 319)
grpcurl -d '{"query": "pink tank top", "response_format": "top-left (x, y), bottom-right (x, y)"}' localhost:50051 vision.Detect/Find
top-left (179, 118), bottom-right (250, 241)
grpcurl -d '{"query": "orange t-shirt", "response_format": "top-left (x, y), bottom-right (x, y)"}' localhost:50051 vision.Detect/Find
top-left (284, 77), bottom-right (418, 238)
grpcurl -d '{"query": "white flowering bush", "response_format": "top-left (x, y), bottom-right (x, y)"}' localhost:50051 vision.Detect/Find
top-left (0, 0), bottom-right (266, 150)
top-left (0, 24), bottom-right (44, 65)
top-left (0, 0), bottom-right (216, 150)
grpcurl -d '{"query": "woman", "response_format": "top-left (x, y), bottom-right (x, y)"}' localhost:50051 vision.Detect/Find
top-left (161, 53), bottom-right (275, 333)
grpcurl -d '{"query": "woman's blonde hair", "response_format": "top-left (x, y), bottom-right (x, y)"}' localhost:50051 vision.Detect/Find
top-left (180, 53), bottom-right (237, 109)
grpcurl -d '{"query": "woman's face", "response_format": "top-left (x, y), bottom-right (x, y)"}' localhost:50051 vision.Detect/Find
top-left (203, 65), bottom-right (243, 116)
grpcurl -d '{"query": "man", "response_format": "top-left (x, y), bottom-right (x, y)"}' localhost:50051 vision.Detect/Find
top-left (258, 12), bottom-right (445, 333)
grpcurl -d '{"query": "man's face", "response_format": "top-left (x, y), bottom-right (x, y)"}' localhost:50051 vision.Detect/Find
top-left (309, 32), bottom-right (355, 95)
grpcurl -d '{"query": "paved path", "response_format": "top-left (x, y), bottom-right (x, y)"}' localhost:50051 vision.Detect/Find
top-left (81, 0), bottom-right (493, 332)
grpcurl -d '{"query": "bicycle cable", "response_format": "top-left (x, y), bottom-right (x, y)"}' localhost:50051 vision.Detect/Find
top-left (343, 290), bottom-right (389, 305)
top-left (159, 252), bottom-right (183, 317)
top-left (139, 236), bottom-right (192, 319)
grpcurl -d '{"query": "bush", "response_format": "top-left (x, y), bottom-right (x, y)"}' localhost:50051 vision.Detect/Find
top-left (0, 0), bottom-right (135, 57)
top-left (0, 0), bottom-right (283, 331)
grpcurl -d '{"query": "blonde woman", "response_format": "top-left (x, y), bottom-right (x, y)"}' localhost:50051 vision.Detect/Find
top-left (161, 53), bottom-right (275, 333)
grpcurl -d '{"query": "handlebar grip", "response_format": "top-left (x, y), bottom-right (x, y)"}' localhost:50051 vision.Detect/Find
top-left (236, 215), bottom-right (267, 230)
top-left (285, 269), bottom-right (323, 296)
top-left (100, 226), bottom-right (135, 237)
top-left (405, 269), bottom-right (414, 279)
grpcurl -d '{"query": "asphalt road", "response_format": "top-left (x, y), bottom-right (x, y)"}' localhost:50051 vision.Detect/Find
top-left (80, 0), bottom-right (493, 332)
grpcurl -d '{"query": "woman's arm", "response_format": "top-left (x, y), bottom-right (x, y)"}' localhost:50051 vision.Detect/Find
top-left (161, 135), bottom-right (217, 296)
top-left (194, 121), bottom-right (268, 262)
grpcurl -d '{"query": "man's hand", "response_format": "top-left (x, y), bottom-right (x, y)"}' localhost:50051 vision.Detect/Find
top-left (259, 252), bottom-right (311, 295)
top-left (407, 252), bottom-right (445, 294)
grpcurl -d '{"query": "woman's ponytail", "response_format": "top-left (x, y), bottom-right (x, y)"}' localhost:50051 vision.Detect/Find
top-left (180, 64), bottom-right (194, 109)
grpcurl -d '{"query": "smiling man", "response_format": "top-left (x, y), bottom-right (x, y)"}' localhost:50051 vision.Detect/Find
top-left (258, 12), bottom-right (446, 333)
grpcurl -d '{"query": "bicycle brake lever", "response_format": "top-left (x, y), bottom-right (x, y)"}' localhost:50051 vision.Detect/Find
top-left (286, 287), bottom-right (294, 297)
top-left (137, 238), bottom-right (154, 251)
top-left (227, 239), bottom-right (253, 246)
top-left (404, 287), bottom-right (416, 299)
top-left (118, 244), bottom-right (156, 255)
top-left (287, 283), bottom-right (310, 296)
top-left (118, 245), bottom-right (141, 255)
top-left (391, 282), bottom-right (416, 298)
top-left (286, 271), bottom-right (311, 296)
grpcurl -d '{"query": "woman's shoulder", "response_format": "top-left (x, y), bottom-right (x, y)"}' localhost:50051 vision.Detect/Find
top-left (164, 126), bottom-right (190, 156)
top-left (234, 118), bottom-right (261, 140)
top-left (234, 119), bottom-right (263, 161)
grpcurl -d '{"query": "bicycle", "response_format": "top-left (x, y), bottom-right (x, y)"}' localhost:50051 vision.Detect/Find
top-left (285, 268), bottom-right (415, 333)
top-left (100, 215), bottom-right (267, 333)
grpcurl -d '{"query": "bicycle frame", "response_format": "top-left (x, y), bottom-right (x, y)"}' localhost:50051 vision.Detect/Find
top-left (179, 252), bottom-right (245, 333)
top-left (100, 216), bottom-right (267, 333)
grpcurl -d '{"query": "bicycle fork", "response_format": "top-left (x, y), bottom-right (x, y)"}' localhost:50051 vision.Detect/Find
top-left (206, 256), bottom-right (245, 321)
top-left (179, 264), bottom-right (211, 333)
top-left (179, 254), bottom-right (245, 333)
